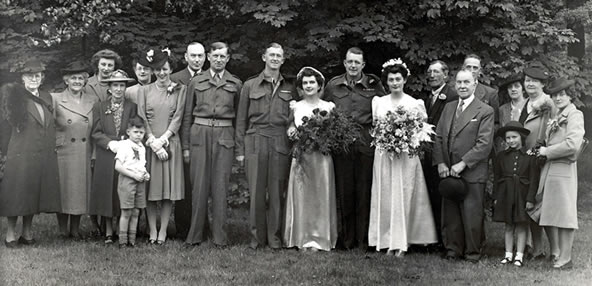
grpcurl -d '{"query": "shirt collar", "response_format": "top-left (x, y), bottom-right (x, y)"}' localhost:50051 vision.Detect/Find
top-left (342, 73), bottom-right (369, 88)
top-left (209, 69), bottom-right (224, 79)
top-left (459, 94), bottom-right (475, 108)
top-left (431, 84), bottom-right (446, 96)
top-left (188, 67), bottom-right (201, 78)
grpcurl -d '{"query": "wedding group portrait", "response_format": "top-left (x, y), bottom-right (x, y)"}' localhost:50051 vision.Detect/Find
top-left (1, 0), bottom-right (592, 285)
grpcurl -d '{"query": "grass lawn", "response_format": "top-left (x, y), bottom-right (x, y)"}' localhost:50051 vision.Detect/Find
top-left (2, 151), bottom-right (592, 285)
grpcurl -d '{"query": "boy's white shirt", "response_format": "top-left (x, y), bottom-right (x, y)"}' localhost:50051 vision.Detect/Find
top-left (115, 139), bottom-right (147, 174)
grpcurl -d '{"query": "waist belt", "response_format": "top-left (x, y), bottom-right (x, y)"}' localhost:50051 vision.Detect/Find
top-left (194, 117), bottom-right (233, 127)
top-left (249, 125), bottom-right (287, 137)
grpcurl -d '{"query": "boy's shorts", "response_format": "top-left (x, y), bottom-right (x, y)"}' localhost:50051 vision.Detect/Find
top-left (117, 174), bottom-right (146, 209)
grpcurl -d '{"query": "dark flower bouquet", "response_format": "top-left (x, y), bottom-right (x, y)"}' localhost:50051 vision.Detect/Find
top-left (370, 105), bottom-right (435, 159)
top-left (526, 139), bottom-right (547, 167)
top-left (290, 108), bottom-right (361, 160)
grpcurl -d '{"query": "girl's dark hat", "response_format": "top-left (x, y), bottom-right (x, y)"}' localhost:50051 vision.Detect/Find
top-left (543, 78), bottom-right (575, 95)
top-left (499, 72), bottom-right (523, 90)
top-left (439, 177), bottom-right (468, 202)
top-left (18, 58), bottom-right (46, 73)
top-left (523, 64), bottom-right (549, 81)
top-left (61, 61), bottom-right (90, 75)
top-left (496, 121), bottom-right (530, 138)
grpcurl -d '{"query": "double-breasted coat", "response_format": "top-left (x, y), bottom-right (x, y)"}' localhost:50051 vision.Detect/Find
top-left (532, 103), bottom-right (584, 229)
top-left (51, 89), bottom-right (99, 215)
top-left (89, 99), bottom-right (137, 217)
top-left (0, 86), bottom-right (61, 216)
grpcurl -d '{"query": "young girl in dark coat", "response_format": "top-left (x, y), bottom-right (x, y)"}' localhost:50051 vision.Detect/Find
top-left (493, 121), bottom-right (540, 267)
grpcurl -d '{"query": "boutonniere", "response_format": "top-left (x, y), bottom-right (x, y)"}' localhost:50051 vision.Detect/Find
top-left (438, 93), bottom-right (447, 100)
top-left (166, 82), bottom-right (179, 96)
top-left (105, 101), bottom-right (122, 115)
top-left (548, 118), bottom-right (560, 134)
top-left (532, 97), bottom-right (552, 116)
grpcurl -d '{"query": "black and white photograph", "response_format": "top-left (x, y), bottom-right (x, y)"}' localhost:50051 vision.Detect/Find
top-left (1, 0), bottom-right (591, 284)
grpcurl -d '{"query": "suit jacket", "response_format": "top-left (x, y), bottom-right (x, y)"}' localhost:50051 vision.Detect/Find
top-left (473, 82), bottom-right (499, 125)
top-left (418, 83), bottom-right (459, 126)
top-left (171, 68), bottom-right (193, 86)
top-left (433, 97), bottom-right (495, 183)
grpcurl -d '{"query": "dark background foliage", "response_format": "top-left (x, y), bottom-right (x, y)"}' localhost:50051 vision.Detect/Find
top-left (1, 0), bottom-right (591, 205)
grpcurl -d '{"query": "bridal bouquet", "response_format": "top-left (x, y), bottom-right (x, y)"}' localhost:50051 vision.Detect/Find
top-left (290, 108), bottom-right (361, 160)
top-left (370, 106), bottom-right (435, 159)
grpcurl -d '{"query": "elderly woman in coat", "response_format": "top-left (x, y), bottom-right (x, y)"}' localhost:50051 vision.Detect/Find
top-left (530, 78), bottom-right (585, 269)
top-left (51, 61), bottom-right (99, 239)
top-left (0, 59), bottom-right (61, 247)
top-left (520, 64), bottom-right (556, 260)
top-left (89, 70), bottom-right (137, 244)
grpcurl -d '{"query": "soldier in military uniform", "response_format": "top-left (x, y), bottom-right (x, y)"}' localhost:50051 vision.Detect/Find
top-left (323, 47), bottom-right (386, 250)
top-left (235, 43), bottom-right (294, 249)
top-left (181, 42), bottom-right (242, 246)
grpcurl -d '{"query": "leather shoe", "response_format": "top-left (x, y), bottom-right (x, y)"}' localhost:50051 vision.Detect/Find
top-left (529, 252), bottom-right (546, 261)
top-left (4, 240), bottom-right (19, 248)
top-left (18, 237), bottom-right (36, 245)
top-left (553, 260), bottom-right (573, 270)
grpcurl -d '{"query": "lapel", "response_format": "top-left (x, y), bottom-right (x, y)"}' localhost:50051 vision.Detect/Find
top-left (100, 101), bottom-right (117, 137)
top-left (454, 98), bottom-right (482, 135)
top-left (26, 100), bottom-right (44, 126)
top-left (474, 83), bottom-right (486, 101)
top-left (57, 90), bottom-right (94, 118)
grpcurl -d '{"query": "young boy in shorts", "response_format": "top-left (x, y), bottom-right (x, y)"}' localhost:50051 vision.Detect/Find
top-left (114, 116), bottom-right (150, 247)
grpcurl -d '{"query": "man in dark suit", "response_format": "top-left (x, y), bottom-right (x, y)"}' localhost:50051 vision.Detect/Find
top-left (417, 60), bottom-right (458, 247)
top-left (462, 54), bottom-right (499, 129)
top-left (171, 42), bottom-right (205, 238)
top-left (433, 69), bottom-right (494, 262)
top-left (171, 42), bottom-right (206, 86)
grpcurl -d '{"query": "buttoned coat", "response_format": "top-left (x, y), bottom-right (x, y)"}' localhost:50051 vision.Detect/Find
top-left (51, 89), bottom-right (98, 214)
top-left (534, 103), bottom-right (584, 228)
top-left (0, 87), bottom-right (61, 216)
top-left (89, 99), bottom-right (137, 217)
top-left (433, 98), bottom-right (495, 183)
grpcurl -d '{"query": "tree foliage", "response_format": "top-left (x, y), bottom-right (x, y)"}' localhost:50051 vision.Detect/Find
top-left (1, 0), bottom-right (591, 103)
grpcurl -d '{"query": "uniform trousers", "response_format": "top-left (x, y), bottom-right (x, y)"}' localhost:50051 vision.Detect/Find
top-left (185, 124), bottom-right (234, 245)
top-left (245, 129), bottom-right (290, 248)
top-left (333, 146), bottom-right (374, 249)
top-left (442, 182), bottom-right (485, 260)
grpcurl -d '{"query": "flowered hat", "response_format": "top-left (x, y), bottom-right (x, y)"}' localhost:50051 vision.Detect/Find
top-left (543, 78), bottom-right (575, 95)
top-left (145, 48), bottom-right (172, 69)
top-left (496, 121), bottom-right (530, 139)
top-left (439, 177), bottom-right (468, 202)
top-left (18, 58), bottom-right (46, 73)
top-left (61, 60), bottom-right (90, 75)
top-left (101, 69), bottom-right (135, 83)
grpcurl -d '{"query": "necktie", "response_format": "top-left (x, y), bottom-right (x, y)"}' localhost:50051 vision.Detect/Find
top-left (214, 73), bottom-right (221, 83)
top-left (456, 100), bottom-right (465, 119)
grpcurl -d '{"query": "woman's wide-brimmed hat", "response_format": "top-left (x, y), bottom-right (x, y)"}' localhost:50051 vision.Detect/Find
top-left (101, 70), bottom-right (135, 83)
top-left (439, 177), bottom-right (468, 202)
top-left (496, 121), bottom-right (530, 138)
top-left (523, 63), bottom-right (549, 81)
top-left (499, 72), bottom-right (523, 90)
top-left (145, 48), bottom-right (170, 69)
top-left (18, 58), bottom-right (46, 73)
top-left (543, 77), bottom-right (575, 95)
top-left (61, 60), bottom-right (90, 75)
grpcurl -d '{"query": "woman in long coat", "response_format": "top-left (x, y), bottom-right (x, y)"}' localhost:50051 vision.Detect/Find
top-left (0, 59), bottom-right (61, 247)
top-left (51, 61), bottom-right (99, 239)
top-left (89, 70), bottom-right (137, 244)
top-left (531, 78), bottom-right (585, 269)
